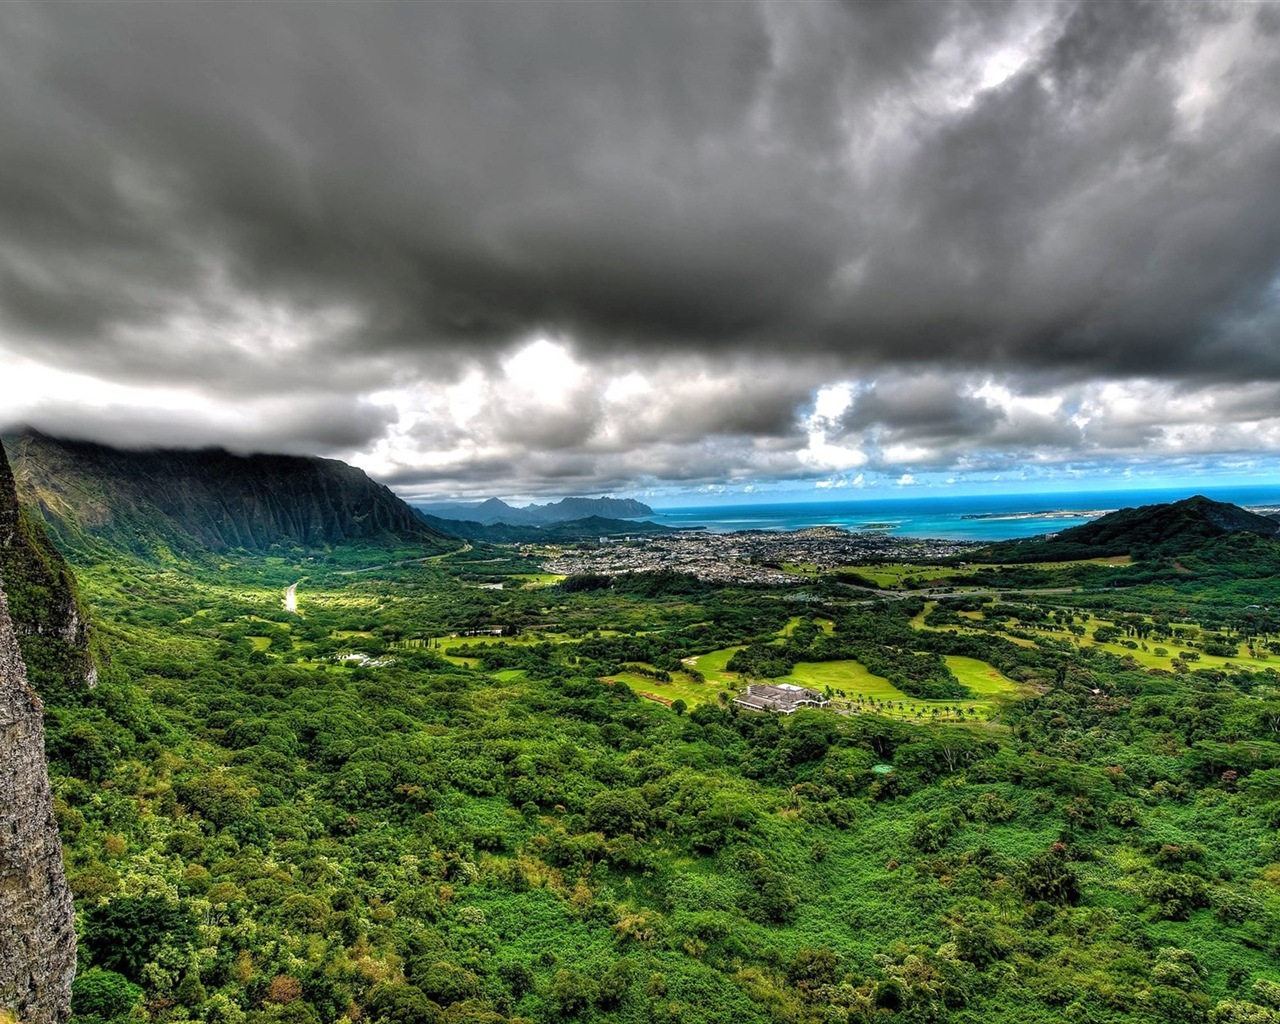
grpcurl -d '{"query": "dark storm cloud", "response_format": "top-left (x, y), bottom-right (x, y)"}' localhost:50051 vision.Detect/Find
top-left (841, 378), bottom-right (1002, 442)
top-left (4, 1), bottom-right (1280, 493)
top-left (4, 0), bottom-right (1278, 388)
top-left (380, 457), bottom-right (521, 491)
top-left (837, 1), bottom-right (1280, 380)
top-left (594, 363), bottom-right (816, 449)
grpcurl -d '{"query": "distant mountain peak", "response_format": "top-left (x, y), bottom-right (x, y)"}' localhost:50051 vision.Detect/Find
top-left (414, 494), bottom-right (654, 527)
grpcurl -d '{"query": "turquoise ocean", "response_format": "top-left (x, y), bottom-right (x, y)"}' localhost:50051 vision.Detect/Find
top-left (643, 486), bottom-right (1280, 542)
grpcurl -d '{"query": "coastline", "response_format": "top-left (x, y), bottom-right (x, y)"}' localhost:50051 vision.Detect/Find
top-left (641, 486), bottom-right (1280, 542)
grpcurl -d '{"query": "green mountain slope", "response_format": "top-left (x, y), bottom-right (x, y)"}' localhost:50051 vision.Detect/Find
top-left (3, 431), bottom-right (454, 559)
top-left (0, 439), bottom-right (96, 697)
top-left (979, 495), bottom-right (1280, 562)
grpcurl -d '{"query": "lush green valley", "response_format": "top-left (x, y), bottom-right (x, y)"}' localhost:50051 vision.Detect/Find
top-left (34, 513), bottom-right (1280, 1024)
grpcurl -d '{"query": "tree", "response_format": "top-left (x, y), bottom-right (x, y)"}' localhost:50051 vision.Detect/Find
top-left (71, 969), bottom-right (143, 1023)
top-left (552, 970), bottom-right (599, 1016)
top-left (1142, 872), bottom-right (1210, 921)
top-left (597, 960), bottom-right (633, 1009)
top-left (366, 983), bottom-right (443, 1024)
top-left (586, 788), bottom-right (653, 837)
top-left (81, 896), bottom-right (196, 982)
top-left (671, 698), bottom-right (687, 716)
top-left (1019, 846), bottom-right (1080, 906)
top-left (175, 972), bottom-right (207, 1008)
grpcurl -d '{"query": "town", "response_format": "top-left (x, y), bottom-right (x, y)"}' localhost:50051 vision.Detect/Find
top-left (539, 525), bottom-right (979, 584)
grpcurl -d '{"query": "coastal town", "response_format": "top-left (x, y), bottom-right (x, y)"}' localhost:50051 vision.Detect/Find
top-left (539, 526), bottom-right (978, 585)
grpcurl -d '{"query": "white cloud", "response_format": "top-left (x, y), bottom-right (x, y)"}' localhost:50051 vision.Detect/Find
top-left (799, 431), bottom-right (868, 472)
top-left (19, 335), bottom-right (1280, 499)
top-left (812, 383), bottom-right (854, 423)
top-left (503, 337), bottom-right (588, 405)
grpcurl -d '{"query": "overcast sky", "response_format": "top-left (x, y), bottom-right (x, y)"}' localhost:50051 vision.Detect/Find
top-left (3, 0), bottom-right (1280, 503)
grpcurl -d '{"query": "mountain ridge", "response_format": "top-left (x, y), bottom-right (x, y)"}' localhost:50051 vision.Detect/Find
top-left (3, 430), bottom-right (453, 559)
top-left (414, 494), bottom-right (654, 526)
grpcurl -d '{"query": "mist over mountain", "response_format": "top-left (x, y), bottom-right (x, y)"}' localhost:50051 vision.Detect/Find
top-left (3, 431), bottom-right (452, 559)
top-left (415, 495), bottom-right (654, 527)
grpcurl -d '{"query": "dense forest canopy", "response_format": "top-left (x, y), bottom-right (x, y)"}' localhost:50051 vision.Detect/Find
top-left (13, 469), bottom-right (1280, 1024)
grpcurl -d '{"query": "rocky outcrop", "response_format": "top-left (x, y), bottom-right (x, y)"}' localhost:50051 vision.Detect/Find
top-left (0, 572), bottom-right (76, 1023)
top-left (4, 430), bottom-right (452, 559)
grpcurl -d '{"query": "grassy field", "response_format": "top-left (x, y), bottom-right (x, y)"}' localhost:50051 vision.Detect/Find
top-left (780, 562), bottom-right (821, 577)
top-left (780, 659), bottom-right (1012, 723)
top-left (508, 573), bottom-right (566, 588)
top-left (916, 601), bottom-right (1277, 673)
top-left (689, 645), bottom-right (745, 685)
top-left (679, 643), bottom-right (1023, 723)
top-left (835, 555), bottom-right (1131, 590)
top-left (780, 616), bottom-right (835, 636)
top-left (603, 668), bottom-right (732, 709)
top-left (909, 603), bottom-right (931, 629)
top-left (943, 654), bottom-right (1023, 695)
top-left (493, 668), bottom-right (527, 682)
top-left (438, 631), bottom-right (580, 657)
top-left (837, 563), bottom-right (963, 588)
top-left (1021, 555), bottom-right (1132, 568)
top-left (781, 659), bottom-right (902, 698)
top-left (1023, 614), bottom-right (1278, 672)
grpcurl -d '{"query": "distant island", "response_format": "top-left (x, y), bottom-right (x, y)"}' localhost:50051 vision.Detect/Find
top-left (960, 509), bottom-right (1115, 521)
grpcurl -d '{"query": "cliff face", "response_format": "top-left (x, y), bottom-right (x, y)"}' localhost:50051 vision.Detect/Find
top-left (0, 440), bottom-right (80, 1022)
top-left (5, 430), bottom-right (450, 558)
top-left (0, 573), bottom-right (76, 1023)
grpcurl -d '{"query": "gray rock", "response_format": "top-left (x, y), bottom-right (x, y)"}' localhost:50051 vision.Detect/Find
top-left (0, 570), bottom-right (75, 1020)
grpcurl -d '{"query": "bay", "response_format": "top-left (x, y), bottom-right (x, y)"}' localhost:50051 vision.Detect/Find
top-left (643, 485), bottom-right (1280, 542)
